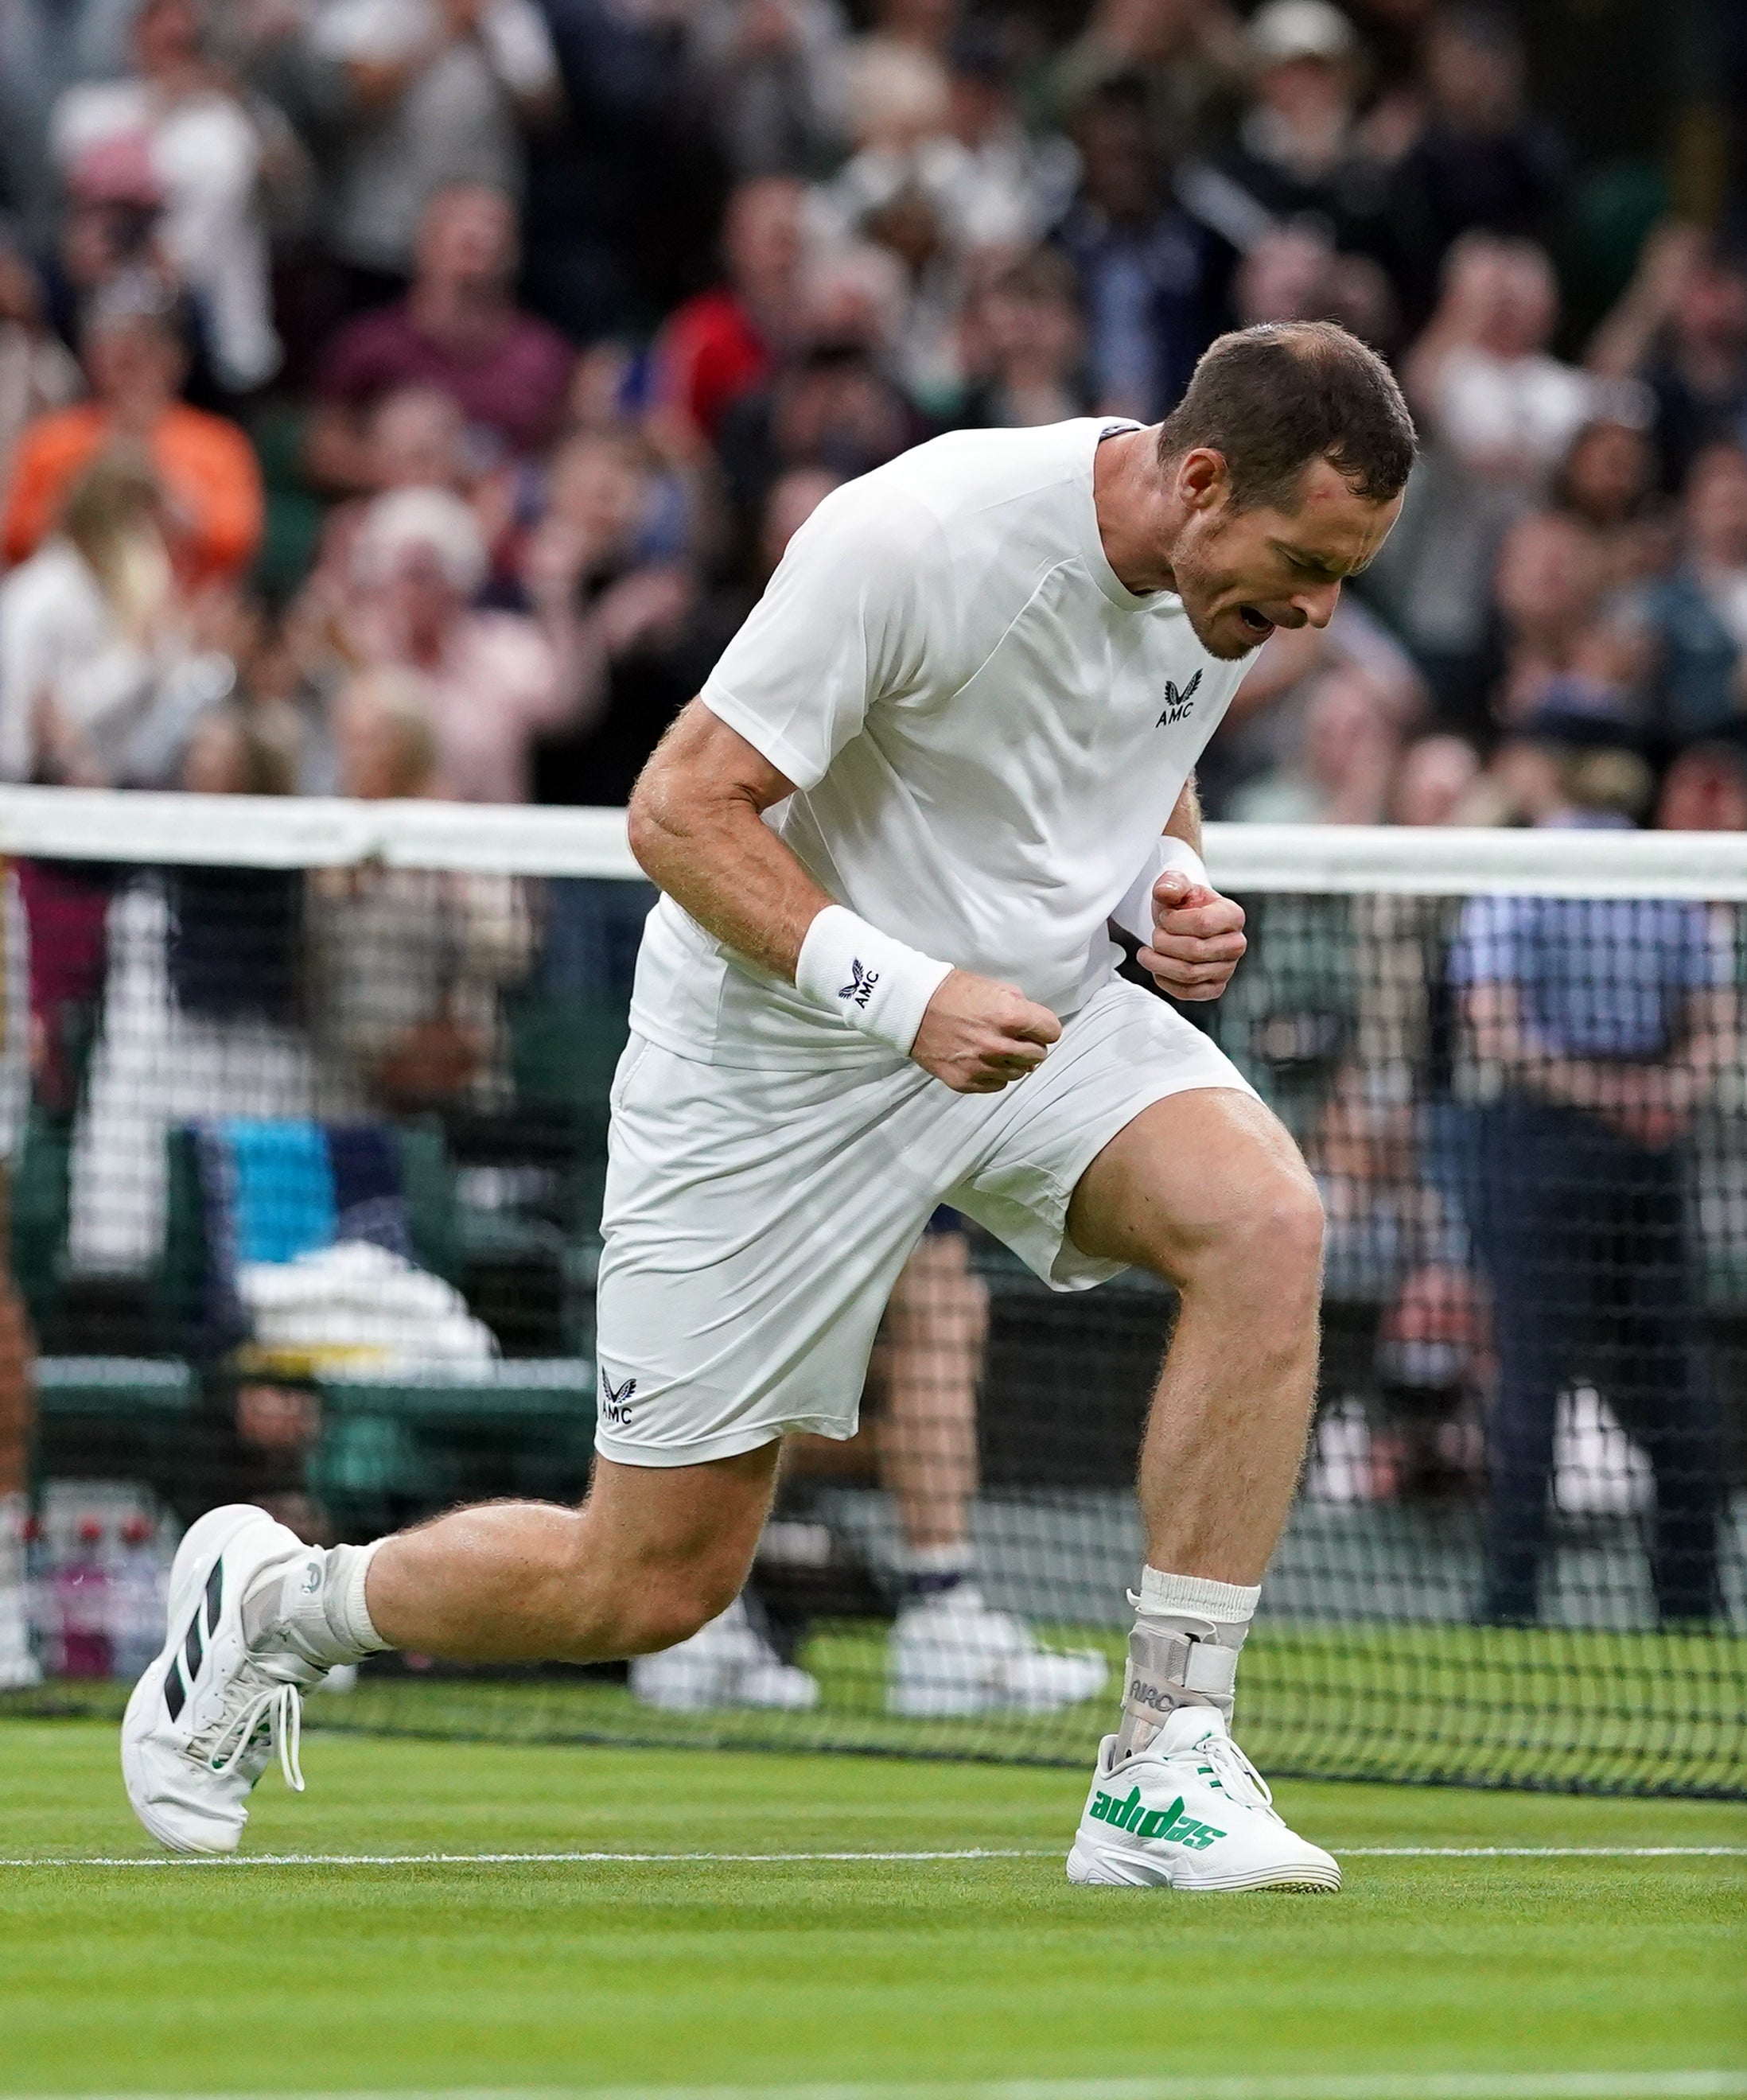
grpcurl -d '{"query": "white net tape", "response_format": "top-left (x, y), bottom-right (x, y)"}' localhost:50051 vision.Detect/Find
top-left (5, 786), bottom-right (1746, 898)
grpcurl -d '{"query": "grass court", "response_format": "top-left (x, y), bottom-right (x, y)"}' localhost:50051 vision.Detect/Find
top-left (1, 1717), bottom-right (1742, 2100)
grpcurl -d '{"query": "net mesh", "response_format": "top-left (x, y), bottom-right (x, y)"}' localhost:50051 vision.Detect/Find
top-left (2, 789), bottom-right (1742, 1797)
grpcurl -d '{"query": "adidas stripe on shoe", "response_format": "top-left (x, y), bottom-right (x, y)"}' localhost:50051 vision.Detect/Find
top-left (120, 1505), bottom-right (326, 1855)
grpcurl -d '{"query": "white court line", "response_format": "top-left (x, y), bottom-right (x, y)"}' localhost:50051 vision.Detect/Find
top-left (1337, 1846), bottom-right (1747, 1858)
top-left (0, 1845), bottom-right (1742, 1868)
top-left (6, 2075), bottom-right (1745, 2099)
top-left (0, 1847), bottom-right (1054, 1868)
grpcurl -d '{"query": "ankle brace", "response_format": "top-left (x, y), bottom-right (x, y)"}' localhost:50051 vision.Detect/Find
top-left (1115, 1569), bottom-right (1259, 1759)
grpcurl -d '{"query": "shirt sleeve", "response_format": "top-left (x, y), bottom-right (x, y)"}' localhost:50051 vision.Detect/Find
top-left (699, 483), bottom-right (950, 791)
top-left (478, 0), bottom-right (560, 94)
top-left (0, 422), bottom-right (69, 569)
top-left (1446, 893), bottom-right (1531, 986)
top-left (1671, 903), bottom-right (1735, 992)
top-left (309, 0), bottom-right (424, 60)
top-left (313, 313), bottom-right (389, 406)
top-left (173, 417), bottom-right (265, 581)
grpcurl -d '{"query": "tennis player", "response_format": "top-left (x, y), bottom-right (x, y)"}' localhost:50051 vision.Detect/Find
top-left (123, 321), bottom-right (1414, 1890)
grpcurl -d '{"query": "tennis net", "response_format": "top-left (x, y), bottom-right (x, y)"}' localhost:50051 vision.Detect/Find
top-left (2, 786), bottom-right (1742, 1796)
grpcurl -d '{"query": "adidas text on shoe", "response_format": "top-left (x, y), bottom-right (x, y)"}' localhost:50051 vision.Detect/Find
top-left (1066, 1707), bottom-right (1340, 1893)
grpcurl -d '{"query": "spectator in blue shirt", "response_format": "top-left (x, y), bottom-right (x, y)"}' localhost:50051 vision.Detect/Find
top-left (1449, 730), bottom-right (1736, 1625)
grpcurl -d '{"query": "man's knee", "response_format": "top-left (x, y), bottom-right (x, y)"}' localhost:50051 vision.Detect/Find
top-left (1230, 1160), bottom-right (1325, 1284)
top-left (618, 1552), bottom-right (749, 1655)
top-left (567, 1443), bottom-right (776, 1655)
top-left (572, 1515), bottom-right (758, 1655)
top-left (1163, 1147), bottom-right (1325, 1307)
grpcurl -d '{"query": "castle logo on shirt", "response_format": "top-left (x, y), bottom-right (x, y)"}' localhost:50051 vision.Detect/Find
top-left (1156, 671), bottom-right (1202, 727)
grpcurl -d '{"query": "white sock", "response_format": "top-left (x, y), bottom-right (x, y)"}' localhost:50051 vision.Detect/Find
top-left (1115, 1566), bottom-right (1260, 1762)
top-left (243, 1540), bottom-right (392, 1668)
top-left (897, 1539), bottom-right (975, 1602)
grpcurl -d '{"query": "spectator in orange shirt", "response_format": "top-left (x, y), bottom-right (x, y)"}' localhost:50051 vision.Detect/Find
top-left (1, 281), bottom-right (263, 589)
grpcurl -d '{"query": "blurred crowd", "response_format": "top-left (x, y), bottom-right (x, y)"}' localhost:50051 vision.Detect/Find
top-left (1, 0), bottom-right (1745, 1655)
top-left (0, 0), bottom-right (1741, 838)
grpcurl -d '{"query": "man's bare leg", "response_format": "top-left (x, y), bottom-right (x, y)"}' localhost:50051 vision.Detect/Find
top-left (878, 1228), bottom-right (986, 1579)
top-left (1065, 1084), bottom-right (1322, 1748)
top-left (246, 1445), bottom-right (784, 1673)
top-left (1062, 1085), bottom-right (1339, 1892)
top-left (1068, 1087), bottom-right (1323, 1583)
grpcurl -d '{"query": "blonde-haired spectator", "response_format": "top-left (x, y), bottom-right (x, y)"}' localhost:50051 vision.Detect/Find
top-left (0, 448), bottom-right (232, 788)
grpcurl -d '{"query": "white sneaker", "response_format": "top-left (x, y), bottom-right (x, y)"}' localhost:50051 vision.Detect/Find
top-left (1067, 1705), bottom-right (1340, 1893)
top-left (886, 1586), bottom-right (1108, 1717)
top-left (120, 1504), bottom-right (325, 1854)
top-left (629, 1596), bottom-right (819, 1713)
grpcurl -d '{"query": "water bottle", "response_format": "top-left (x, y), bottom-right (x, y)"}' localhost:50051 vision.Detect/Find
top-left (21, 1516), bottom-right (52, 1673)
top-left (55, 1519), bottom-right (113, 1679)
top-left (110, 1517), bottom-right (169, 1682)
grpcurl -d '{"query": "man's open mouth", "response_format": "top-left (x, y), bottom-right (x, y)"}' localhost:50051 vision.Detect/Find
top-left (1238, 605), bottom-right (1274, 640)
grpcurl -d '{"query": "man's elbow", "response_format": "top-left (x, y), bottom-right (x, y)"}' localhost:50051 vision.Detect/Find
top-left (627, 761), bottom-right (691, 882)
top-left (625, 776), bottom-right (663, 880)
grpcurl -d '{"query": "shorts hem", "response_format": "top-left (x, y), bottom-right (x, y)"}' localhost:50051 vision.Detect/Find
top-left (590, 1415), bottom-right (855, 1468)
top-left (1037, 1071), bottom-right (1259, 1291)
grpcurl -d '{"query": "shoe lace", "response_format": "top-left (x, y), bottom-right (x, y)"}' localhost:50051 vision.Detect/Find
top-left (1199, 1728), bottom-right (1275, 1818)
top-left (189, 1662), bottom-right (305, 1794)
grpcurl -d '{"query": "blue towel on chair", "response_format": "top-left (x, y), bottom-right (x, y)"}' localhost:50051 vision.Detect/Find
top-left (181, 1118), bottom-right (416, 1358)
top-left (219, 1119), bottom-right (337, 1264)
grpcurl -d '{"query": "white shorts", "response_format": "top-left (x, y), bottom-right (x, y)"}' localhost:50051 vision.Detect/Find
top-left (593, 978), bottom-right (1257, 1466)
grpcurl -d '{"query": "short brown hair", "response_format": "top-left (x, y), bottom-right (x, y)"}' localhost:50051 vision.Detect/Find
top-left (1157, 321), bottom-right (1416, 511)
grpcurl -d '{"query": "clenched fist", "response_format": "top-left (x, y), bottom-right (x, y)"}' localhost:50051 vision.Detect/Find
top-left (1137, 871), bottom-right (1247, 1002)
top-left (911, 969), bottom-right (1063, 1093)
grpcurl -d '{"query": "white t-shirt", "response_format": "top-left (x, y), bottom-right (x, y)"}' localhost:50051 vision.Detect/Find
top-left (311, 0), bottom-right (558, 269)
top-left (52, 82), bottom-right (282, 391)
top-left (631, 418), bottom-right (1247, 1068)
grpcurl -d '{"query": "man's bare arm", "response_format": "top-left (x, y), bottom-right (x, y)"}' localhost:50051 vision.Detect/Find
top-left (626, 700), bottom-right (827, 979)
top-left (1463, 982), bottom-right (1737, 1142)
top-left (1164, 773), bottom-right (1204, 856)
top-left (1141, 775), bottom-right (1247, 1002)
top-left (627, 701), bottom-right (1061, 1092)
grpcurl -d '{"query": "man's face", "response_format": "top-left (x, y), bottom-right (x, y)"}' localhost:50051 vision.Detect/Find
top-left (84, 317), bottom-right (183, 407)
top-left (418, 189), bottom-right (515, 290)
top-left (1167, 453), bottom-right (1402, 660)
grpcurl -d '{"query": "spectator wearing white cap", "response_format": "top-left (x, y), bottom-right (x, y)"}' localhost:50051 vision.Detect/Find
top-left (1204, 0), bottom-right (1394, 273)
top-left (337, 485), bottom-right (583, 803)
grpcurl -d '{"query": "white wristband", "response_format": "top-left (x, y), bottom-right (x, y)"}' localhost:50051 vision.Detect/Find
top-left (795, 905), bottom-right (954, 1057)
top-left (1111, 835), bottom-right (1210, 946)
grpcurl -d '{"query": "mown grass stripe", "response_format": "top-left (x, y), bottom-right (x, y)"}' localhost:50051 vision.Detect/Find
top-left (0, 1845), bottom-right (1741, 1868)
top-left (4, 2072), bottom-right (1744, 2099)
